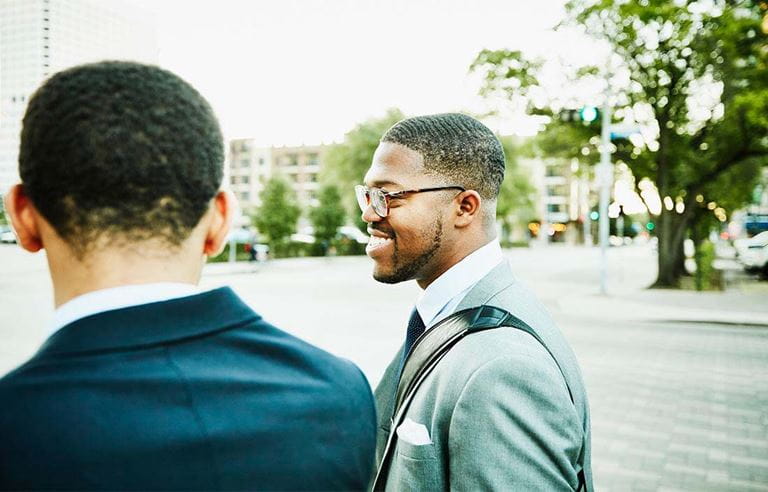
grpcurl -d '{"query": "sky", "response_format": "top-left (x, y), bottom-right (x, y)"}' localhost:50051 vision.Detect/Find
top-left (122, 0), bottom-right (602, 146)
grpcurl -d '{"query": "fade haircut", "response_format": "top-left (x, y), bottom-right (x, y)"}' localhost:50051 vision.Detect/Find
top-left (19, 61), bottom-right (224, 258)
top-left (381, 113), bottom-right (505, 200)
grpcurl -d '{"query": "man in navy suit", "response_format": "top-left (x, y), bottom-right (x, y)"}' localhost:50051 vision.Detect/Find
top-left (0, 61), bottom-right (376, 490)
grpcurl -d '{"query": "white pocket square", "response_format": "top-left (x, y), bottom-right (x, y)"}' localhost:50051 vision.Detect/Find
top-left (396, 418), bottom-right (432, 445)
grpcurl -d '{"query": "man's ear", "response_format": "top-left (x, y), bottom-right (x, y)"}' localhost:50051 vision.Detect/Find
top-left (4, 184), bottom-right (43, 253)
top-left (203, 190), bottom-right (236, 257)
top-left (454, 190), bottom-right (482, 228)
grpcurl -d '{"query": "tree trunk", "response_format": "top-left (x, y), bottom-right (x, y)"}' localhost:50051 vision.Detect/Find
top-left (652, 209), bottom-right (691, 288)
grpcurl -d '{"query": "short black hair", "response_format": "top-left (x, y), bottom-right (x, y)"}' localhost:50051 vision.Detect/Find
top-left (381, 113), bottom-right (505, 199)
top-left (19, 61), bottom-right (224, 257)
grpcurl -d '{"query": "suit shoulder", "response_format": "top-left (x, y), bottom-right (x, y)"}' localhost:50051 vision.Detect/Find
top-left (438, 328), bottom-right (562, 381)
top-left (240, 317), bottom-right (366, 376)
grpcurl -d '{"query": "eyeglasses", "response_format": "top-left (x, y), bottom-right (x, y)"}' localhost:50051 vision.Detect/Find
top-left (354, 184), bottom-right (466, 218)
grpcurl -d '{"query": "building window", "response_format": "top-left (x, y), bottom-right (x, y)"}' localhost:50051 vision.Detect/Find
top-left (545, 166), bottom-right (564, 177)
top-left (547, 203), bottom-right (564, 213)
top-left (240, 158), bottom-right (250, 168)
top-left (307, 153), bottom-right (319, 166)
top-left (242, 176), bottom-right (250, 184)
top-left (546, 185), bottom-right (567, 196)
top-left (240, 192), bottom-right (250, 201)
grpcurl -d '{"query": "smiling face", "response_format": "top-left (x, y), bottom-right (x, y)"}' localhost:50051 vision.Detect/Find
top-left (362, 142), bottom-right (459, 287)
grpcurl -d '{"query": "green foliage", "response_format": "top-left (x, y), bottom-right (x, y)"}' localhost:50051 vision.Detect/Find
top-left (207, 242), bottom-right (252, 263)
top-left (320, 109), bottom-right (406, 230)
top-left (472, 0), bottom-right (768, 286)
top-left (496, 137), bottom-right (537, 241)
top-left (309, 184), bottom-right (346, 255)
top-left (470, 50), bottom-right (542, 103)
top-left (0, 195), bottom-right (7, 225)
top-left (692, 239), bottom-right (720, 291)
top-left (252, 176), bottom-right (300, 255)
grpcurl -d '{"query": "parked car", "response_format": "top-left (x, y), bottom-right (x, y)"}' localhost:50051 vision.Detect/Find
top-left (0, 225), bottom-right (16, 244)
top-left (292, 226), bottom-right (369, 245)
top-left (337, 226), bottom-right (369, 245)
top-left (740, 242), bottom-right (768, 277)
top-left (734, 231), bottom-right (768, 260)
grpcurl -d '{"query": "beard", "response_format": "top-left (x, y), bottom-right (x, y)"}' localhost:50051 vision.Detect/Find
top-left (373, 216), bottom-right (443, 284)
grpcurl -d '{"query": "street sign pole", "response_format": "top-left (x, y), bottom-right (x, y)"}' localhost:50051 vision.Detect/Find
top-left (597, 94), bottom-right (613, 295)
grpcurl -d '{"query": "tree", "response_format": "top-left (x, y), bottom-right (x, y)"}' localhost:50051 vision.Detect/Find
top-left (0, 195), bottom-right (7, 225)
top-left (321, 109), bottom-right (405, 230)
top-left (309, 184), bottom-right (346, 255)
top-left (496, 137), bottom-right (537, 242)
top-left (252, 176), bottom-right (300, 256)
top-left (471, 0), bottom-right (768, 287)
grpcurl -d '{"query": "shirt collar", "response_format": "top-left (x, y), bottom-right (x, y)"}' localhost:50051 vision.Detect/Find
top-left (416, 238), bottom-right (504, 327)
top-left (49, 283), bottom-right (201, 338)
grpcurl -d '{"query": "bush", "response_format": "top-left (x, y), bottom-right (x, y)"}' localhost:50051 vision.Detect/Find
top-left (692, 240), bottom-right (723, 291)
top-left (500, 239), bottom-right (530, 248)
top-left (331, 237), bottom-right (367, 256)
top-left (207, 243), bottom-right (252, 263)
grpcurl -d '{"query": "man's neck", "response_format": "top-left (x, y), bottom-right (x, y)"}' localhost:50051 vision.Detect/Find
top-left (416, 233), bottom-right (497, 290)
top-left (46, 246), bottom-right (203, 308)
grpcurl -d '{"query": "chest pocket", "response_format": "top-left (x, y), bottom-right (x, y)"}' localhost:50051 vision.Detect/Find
top-left (388, 440), bottom-right (440, 491)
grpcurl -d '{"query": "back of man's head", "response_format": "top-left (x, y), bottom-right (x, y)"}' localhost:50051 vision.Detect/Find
top-left (19, 61), bottom-right (224, 258)
top-left (380, 113), bottom-right (506, 201)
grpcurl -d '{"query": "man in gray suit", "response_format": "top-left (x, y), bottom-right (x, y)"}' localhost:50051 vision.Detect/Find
top-left (355, 113), bottom-right (593, 490)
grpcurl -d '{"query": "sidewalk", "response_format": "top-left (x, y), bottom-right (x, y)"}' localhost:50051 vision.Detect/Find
top-left (558, 288), bottom-right (768, 327)
top-left (510, 244), bottom-right (768, 328)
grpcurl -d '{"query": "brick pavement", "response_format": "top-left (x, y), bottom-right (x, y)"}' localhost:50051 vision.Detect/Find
top-left (557, 314), bottom-right (768, 491)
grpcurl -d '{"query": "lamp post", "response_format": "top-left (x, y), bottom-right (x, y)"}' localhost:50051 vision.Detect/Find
top-left (596, 94), bottom-right (613, 295)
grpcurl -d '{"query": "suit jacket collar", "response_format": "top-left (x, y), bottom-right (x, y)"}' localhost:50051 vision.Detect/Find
top-left (36, 287), bottom-right (259, 356)
top-left (456, 260), bottom-right (516, 311)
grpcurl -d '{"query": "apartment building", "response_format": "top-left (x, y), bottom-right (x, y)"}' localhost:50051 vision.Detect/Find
top-left (228, 139), bottom-right (327, 210)
top-left (525, 156), bottom-right (593, 244)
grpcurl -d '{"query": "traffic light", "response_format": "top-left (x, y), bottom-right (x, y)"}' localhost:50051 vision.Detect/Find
top-left (579, 106), bottom-right (599, 123)
top-left (560, 106), bottom-right (600, 124)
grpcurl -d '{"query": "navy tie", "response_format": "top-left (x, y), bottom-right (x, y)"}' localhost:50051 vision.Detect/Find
top-left (403, 307), bottom-right (426, 357)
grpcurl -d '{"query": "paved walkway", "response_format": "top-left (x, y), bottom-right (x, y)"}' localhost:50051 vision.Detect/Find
top-left (525, 246), bottom-right (768, 491)
top-left (2, 244), bottom-right (767, 490)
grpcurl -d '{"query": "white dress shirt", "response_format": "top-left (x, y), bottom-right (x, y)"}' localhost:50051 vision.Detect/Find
top-left (49, 283), bottom-right (202, 338)
top-left (416, 238), bottom-right (504, 328)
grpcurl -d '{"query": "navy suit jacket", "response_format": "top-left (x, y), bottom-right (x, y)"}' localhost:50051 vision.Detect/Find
top-left (0, 287), bottom-right (376, 490)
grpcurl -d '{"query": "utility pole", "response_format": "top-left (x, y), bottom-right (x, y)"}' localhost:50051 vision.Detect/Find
top-left (596, 92), bottom-right (613, 295)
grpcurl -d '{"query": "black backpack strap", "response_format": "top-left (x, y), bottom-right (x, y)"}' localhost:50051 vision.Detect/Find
top-left (372, 305), bottom-right (589, 492)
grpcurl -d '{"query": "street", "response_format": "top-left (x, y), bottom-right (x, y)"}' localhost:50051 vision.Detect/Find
top-left (1, 243), bottom-right (767, 491)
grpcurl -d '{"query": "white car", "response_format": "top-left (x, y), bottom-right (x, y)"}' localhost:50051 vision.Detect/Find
top-left (735, 232), bottom-right (768, 276)
top-left (740, 242), bottom-right (768, 276)
top-left (292, 226), bottom-right (369, 245)
top-left (734, 231), bottom-right (768, 260)
top-left (0, 225), bottom-right (17, 244)
top-left (337, 226), bottom-right (369, 245)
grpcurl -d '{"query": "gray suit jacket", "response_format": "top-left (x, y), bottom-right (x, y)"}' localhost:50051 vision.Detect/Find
top-left (373, 261), bottom-right (593, 491)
